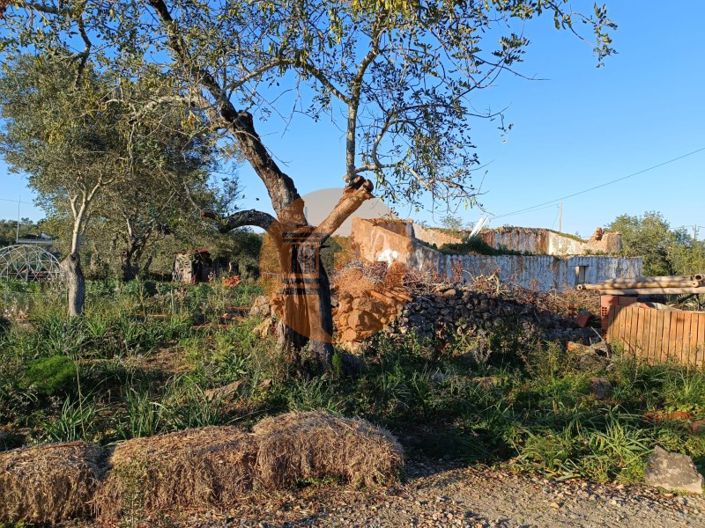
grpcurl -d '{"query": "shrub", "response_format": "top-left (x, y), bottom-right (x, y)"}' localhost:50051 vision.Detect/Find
top-left (42, 397), bottom-right (99, 442)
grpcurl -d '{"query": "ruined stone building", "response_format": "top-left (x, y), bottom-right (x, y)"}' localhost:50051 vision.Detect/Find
top-left (350, 218), bottom-right (642, 292)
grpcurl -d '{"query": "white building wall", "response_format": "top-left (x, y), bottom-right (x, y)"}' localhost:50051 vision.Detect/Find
top-left (408, 246), bottom-right (642, 292)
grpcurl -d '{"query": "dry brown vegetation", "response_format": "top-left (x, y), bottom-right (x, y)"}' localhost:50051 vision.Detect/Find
top-left (95, 426), bottom-right (257, 524)
top-left (253, 411), bottom-right (404, 489)
top-left (0, 412), bottom-right (403, 525)
top-left (0, 440), bottom-right (105, 525)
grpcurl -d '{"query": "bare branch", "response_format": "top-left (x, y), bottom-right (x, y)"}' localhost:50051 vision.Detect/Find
top-left (202, 209), bottom-right (277, 232)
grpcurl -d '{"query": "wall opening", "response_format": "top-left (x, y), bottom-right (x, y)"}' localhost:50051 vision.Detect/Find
top-left (575, 265), bottom-right (588, 285)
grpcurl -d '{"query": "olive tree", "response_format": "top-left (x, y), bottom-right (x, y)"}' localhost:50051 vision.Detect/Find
top-left (0, 55), bottom-right (216, 311)
top-left (0, 0), bottom-right (615, 363)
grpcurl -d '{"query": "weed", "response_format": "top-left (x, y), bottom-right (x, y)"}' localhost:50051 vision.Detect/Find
top-left (42, 397), bottom-right (98, 442)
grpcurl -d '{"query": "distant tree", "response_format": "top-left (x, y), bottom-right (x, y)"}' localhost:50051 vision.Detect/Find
top-left (0, 55), bottom-right (215, 312)
top-left (0, 218), bottom-right (40, 247)
top-left (440, 214), bottom-right (465, 232)
top-left (1, 0), bottom-right (616, 366)
top-left (607, 211), bottom-right (705, 276)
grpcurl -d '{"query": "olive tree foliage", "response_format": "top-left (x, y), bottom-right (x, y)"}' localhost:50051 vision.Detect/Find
top-left (0, 54), bottom-right (218, 312)
top-left (0, 55), bottom-right (125, 315)
top-left (90, 72), bottom-right (221, 281)
top-left (0, 0), bottom-right (615, 363)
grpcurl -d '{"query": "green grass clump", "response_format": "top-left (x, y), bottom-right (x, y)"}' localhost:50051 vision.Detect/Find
top-left (22, 355), bottom-right (77, 397)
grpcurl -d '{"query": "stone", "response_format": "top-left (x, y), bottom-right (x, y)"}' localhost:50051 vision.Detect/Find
top-left (590, 377), bottom-right (612, 400)
top-left (644, 446), bottom-right (703, 494)
top-left (253, 317), bottom-right (274, 338)
top-left (204, 379), bottom-right (243, 401)
top-left (249, 295), bottom-right (271, 318)
top-left (691, 420), bottom-right (705, 435)
top-left (348, 310), bottom-right (379, 330)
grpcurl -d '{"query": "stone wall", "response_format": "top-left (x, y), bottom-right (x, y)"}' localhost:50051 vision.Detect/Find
top-left (480, 227), bottom-right (622, 256)
top-left (390, 285), bottom-right (594, 345)
top-left (412, 224), bottom-right (464, 248)
top-left (351, 218), bottom-right (641, 292)
top-left (352, 217), bottom-right (414, 265)
top-left (408, 246), bottom-right (642, 291)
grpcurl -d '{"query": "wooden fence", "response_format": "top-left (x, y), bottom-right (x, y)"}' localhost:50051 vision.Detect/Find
top-left (606, 304), bottom-right (705, 368)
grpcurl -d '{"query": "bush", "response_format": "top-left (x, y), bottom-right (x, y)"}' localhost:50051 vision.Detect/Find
top-left (22, 355), bottom-right (77, 397)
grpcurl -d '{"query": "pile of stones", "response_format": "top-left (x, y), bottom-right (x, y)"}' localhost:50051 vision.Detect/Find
top-left (390, 285), bottom-right (595, 345)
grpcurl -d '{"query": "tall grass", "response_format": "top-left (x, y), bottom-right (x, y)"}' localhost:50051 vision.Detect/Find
top-left (2, 278), bottom-right (704, 485)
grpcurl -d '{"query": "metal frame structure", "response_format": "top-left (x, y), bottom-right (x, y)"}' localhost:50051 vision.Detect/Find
top-left (0, 244), bottom-right (63, 281)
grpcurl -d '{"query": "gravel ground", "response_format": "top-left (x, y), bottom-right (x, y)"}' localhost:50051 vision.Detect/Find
top-left (170, 464), bottom-right (705, 528)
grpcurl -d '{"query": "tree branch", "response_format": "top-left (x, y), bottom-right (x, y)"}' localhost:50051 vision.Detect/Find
top-left (313, 176), bottom-right (373, 241)
top-left (147, 0), bottom-right (306, 224)
top-left (202, 208), bottom-right (277, 233)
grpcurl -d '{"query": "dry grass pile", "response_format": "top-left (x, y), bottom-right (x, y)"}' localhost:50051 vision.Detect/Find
top-left (253, 411), bottom-right (404, 489)
top-left (95, 426), bottom-right (257, 524)
top-left (38, 413), bottom-right (403, 524)
top-left (0, 441), bottom-right (105, 525)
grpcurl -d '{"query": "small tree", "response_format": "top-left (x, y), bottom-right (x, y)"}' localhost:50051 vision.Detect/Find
top-left (0, 56), bottom-right (125, 315)
top-left (608, 211), bottom-right (705, 276)
top-left (0, 55), bottom-right (216, 310)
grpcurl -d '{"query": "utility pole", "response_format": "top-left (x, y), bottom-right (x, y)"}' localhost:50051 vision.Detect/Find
top-left (15, 196), bottom-right (20, 243)
top-left (558, 201), bottom-right (564, 233)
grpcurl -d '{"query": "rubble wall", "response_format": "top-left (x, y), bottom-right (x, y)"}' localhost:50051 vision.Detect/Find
top-left (480, 228), bottom-right (622, 256)
top-left (412, 224), bottom-right (464, 248)
top-left (391, 285), bottom-right (594, 344)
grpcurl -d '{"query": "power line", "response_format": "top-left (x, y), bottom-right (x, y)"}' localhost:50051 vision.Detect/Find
top-left (492, 145), bottom-right (705, 220)
top-left (0, 197), bottom-right (34, 205)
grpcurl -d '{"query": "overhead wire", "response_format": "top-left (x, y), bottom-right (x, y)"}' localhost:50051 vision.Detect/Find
top-left (491, 145), bottom-right (705, 220)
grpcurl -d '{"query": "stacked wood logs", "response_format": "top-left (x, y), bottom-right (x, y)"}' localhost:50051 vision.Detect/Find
top-left (577, 275), bottom-right (705, 295)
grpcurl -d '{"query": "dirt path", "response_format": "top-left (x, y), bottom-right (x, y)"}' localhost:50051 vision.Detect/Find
top-left (176, 465), bottom-right (705, 528)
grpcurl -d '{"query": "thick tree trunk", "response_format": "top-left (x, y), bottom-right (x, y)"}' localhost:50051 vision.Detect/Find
top-left (274, 179), bottom-right (373, 369)
top-left (275, 233), bottom-right (334, 369)
top-left (61, 253), bottom-right (85, 317)
top-left (120, 249), bottom-right (137, 282)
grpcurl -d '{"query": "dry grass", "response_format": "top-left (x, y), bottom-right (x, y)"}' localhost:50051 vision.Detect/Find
top-left (2, 414), bottom-right (403, 525)
top-left (253, 411), bottom-right (404, 489)
top-left (0, 440), bottom-right (105, 525)
top-left (95, 426), bottom-right (257, 525)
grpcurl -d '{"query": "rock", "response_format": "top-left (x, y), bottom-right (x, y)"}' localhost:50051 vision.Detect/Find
top-left (253, 317), bottom-right (275, 338)
top-left (204, 379), bottom-right (243, 401)
top-left (249, 295), bottom-right (271, 318)
top-left (590, 340), bottom-right (611, 357)
top-left (348, 310), bottom-right (377, 330)
top-left (644, 446), bottom-right (704, 494)
top-left (590, 377), bottom-right (612, 400)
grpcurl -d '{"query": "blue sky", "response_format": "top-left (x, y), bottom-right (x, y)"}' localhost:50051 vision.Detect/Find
top-left (1, 1), bottom-right (704, 239)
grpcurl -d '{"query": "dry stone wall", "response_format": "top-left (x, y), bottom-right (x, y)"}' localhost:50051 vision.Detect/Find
top-left (389, 285), bottom-right (595, 346)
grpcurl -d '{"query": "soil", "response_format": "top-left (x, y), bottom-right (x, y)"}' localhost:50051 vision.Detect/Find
top-left (106, 463), bottom-right (705, 528)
